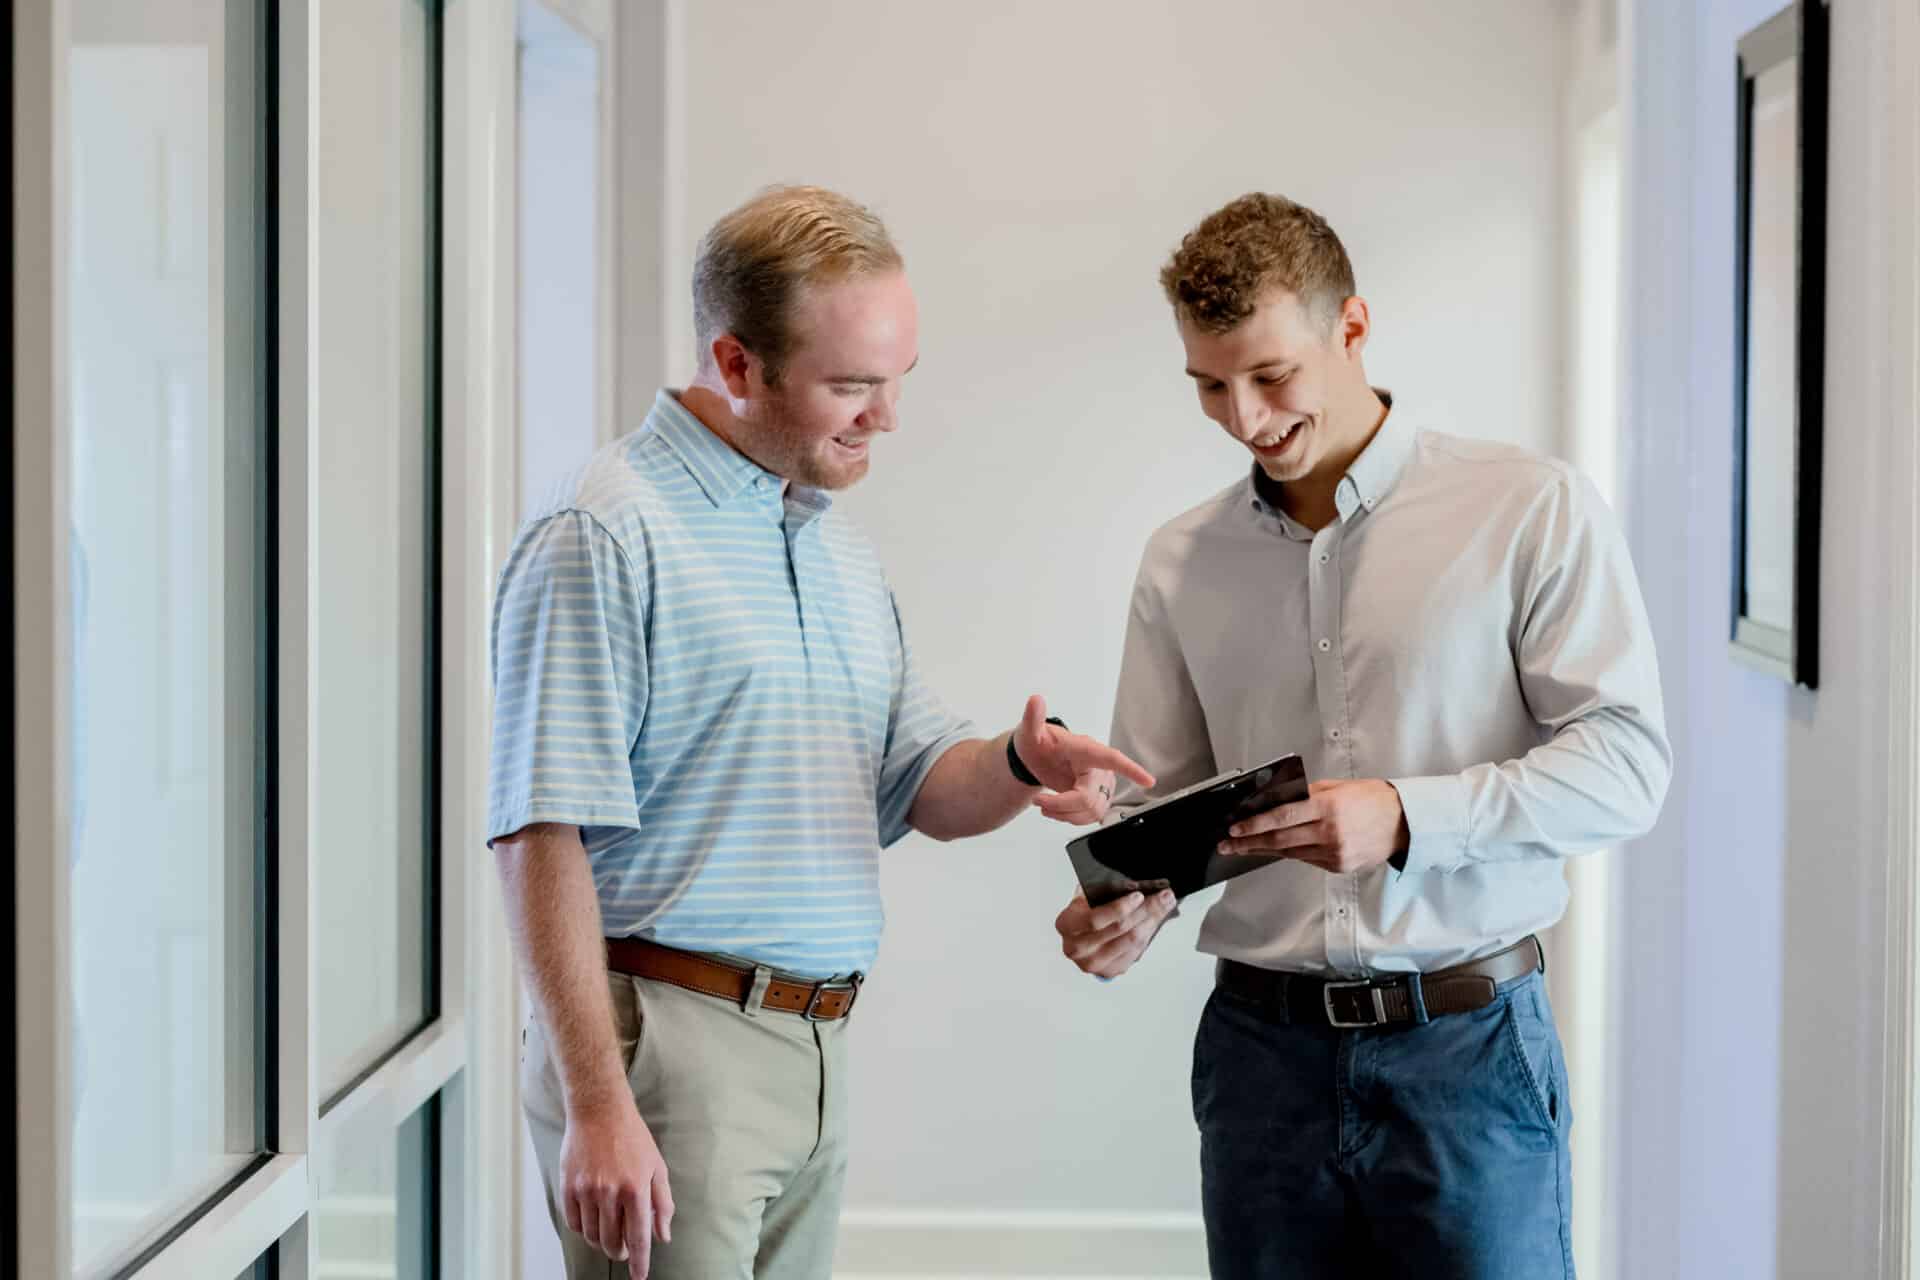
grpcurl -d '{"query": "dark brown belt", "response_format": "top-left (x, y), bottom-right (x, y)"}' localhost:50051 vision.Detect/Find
top-left (1217, 936), bottom-right (1543, 1029)
top-left (604, 936), bottom-right (863, 1021)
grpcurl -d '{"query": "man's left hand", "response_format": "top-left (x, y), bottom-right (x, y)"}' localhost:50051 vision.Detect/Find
top-left (1216, 779), bottom-right (1410, 873)
top-left (1012, 695), bottom-right (1155, 827)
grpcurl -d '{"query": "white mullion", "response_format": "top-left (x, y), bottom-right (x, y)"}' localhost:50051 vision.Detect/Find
top-left (441, 0), bottom-right (524, 1277)
top-left (435, 0), bottom-right (471, 1054)
top-left (277, 2), bottom-right (320, 1277)
top-left (13, 0), bottom-right (74, 1276)
top-left (1883, 0), bottom-right (1920, 1273)
top-left (128, 1155), bottom-right (307, 1280)
top-left (276, 0), bottom-right (318, 1173)
top-left (313, 1017), bottom-right (467, 1152)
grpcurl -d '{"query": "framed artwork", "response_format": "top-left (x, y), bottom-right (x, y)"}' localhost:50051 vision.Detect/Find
top-left (1731, 0), bottom-right (1827, 687)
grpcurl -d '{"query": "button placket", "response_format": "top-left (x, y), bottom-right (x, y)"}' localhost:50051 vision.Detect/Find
top-left (1311, 516), bottom-right (1368, 972)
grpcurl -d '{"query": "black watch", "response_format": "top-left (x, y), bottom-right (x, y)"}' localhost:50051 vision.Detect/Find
top-left (1007, 716), bottom-right (1067, 787)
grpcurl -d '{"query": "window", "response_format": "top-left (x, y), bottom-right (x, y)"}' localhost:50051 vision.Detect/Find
top-left (66, 0), bottom-right (272, 1268)
top-left (15, 0), bottom-right (523, 1273)
top-left (310, 0), bottom-right (441, 1107)
top-left (313, 1090), bottom-right (442, 1280)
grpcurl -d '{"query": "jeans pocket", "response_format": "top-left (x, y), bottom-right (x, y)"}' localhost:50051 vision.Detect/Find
top-left (1500, 986), bottom-right (1562, 1132)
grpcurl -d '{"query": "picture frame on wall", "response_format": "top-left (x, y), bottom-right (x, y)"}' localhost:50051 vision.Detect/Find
top-left (1730, 0), bottom-right (1827, 688)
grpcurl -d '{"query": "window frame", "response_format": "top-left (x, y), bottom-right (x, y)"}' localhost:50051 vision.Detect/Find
top-left (9, 0), bottom-right (524, 1275)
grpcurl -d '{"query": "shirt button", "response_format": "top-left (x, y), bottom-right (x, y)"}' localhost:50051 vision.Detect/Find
top-left (1317, 638), bottom-right (1331, 652)
top-left (1329, 728), bottom-right (1342, 740)
top-left (1318, 552), bottom-right (1330, 564)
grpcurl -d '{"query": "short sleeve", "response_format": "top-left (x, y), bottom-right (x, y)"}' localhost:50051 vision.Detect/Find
top-left (486, 510), bottom-right (649, 843)
top-left (874, 592), bottom-right (975, 846)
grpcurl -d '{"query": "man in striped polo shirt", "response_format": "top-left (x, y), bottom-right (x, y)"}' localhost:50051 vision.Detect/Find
top-left (488, 186), bottom-right (1153, 1280)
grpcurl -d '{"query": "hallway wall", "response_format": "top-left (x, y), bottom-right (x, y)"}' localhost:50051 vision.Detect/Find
top-left (1616, 1), bottom-right (1920, 1275)
top-left (665, 2), bottom-right (1572, 1269)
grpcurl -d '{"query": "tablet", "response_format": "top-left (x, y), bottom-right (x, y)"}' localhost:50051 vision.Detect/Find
top-left (1065, 754), bottom-right (1309, 906)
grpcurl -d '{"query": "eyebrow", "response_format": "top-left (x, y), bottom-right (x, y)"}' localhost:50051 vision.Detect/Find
top-left (830, 356), bottom-right (920, 385)
top-left (1185, 361), bottom-right (1292, 380)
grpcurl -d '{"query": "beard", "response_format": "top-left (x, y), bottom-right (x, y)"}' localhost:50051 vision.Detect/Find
top-left (748, 392), bottom-right (869, 491)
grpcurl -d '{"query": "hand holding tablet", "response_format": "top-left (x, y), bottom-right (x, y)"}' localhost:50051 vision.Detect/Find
top-left (1063, 754), bottom-right (1309, 906)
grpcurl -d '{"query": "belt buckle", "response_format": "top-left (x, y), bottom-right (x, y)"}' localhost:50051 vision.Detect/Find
top-left (1322, 978), bottom-right (1387, 1028)
top-left (803, 973), bottom-right (862, 1021)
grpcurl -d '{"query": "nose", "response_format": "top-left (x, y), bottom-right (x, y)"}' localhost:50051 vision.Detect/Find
top-left (1225, 387), bottom-right (1267, 442)
top-left (859, 384), bottom-right (901, 434)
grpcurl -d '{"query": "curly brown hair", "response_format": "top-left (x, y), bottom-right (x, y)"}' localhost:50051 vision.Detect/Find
top-left (693, 185), bottom-right (904, 385)
top-left (1159, 194), bottom-right (1356, 335)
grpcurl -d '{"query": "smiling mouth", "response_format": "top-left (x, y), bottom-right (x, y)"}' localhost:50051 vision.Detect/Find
top-left (1252, 421), bottom-right (1304, 457)
top-left (832, 436), bottom-right (869, 453)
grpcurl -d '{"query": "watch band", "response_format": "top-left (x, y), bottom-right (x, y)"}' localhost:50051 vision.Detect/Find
top-left (1007, 716), bottom-right (1067, 786)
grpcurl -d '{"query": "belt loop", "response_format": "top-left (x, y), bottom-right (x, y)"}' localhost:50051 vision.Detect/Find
top-left (1276, 972), bottom-right (1294, 1026)
top-left (1405, 972), bottom-right (1431, 1025)
top-left (742, 965), bottom-right (772, 1018)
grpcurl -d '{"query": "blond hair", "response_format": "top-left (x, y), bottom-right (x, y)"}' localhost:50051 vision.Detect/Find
top-left (692, 185), bottom-right (904, 384)
top-left (1159, 193), bottom-right (1356, 335)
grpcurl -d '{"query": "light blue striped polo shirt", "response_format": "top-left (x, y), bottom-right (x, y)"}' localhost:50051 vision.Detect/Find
top-left (486, 390), bottom-right (975, 978)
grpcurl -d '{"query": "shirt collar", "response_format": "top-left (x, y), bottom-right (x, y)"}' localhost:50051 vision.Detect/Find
top-left (1248, 389), bottom-right (1407, 534)
top-left (646, 388), bottom-right (790, 509)
top-left (1338, 389), bottom-right (1410, 514)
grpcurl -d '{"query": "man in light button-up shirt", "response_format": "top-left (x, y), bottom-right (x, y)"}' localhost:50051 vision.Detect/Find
top-left (1054, 194), bottom-right (1669, 1278)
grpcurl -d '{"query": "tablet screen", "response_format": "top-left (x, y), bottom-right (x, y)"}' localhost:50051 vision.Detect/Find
top-left (1064, 754), bottom-right (1308, 906)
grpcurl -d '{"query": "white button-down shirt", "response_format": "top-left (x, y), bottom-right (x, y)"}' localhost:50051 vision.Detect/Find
top-left (1109, 396), bottom-right (1671, 975)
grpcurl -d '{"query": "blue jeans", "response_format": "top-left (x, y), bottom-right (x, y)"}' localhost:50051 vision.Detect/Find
top-left (1192, 969), bottom-right (1573, 1280)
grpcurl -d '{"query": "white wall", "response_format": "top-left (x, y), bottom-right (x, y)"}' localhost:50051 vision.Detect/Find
top-left (663, 2), bottom-right (1570, 1268)
top-left (1616, 1), bottom-right (1920, 1276)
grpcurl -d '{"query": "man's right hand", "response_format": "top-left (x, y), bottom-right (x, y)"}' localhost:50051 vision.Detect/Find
top-left (559, 1096), bottom-right (675, 1274)
top-left (1055, 887), bottom-right (1177, 978)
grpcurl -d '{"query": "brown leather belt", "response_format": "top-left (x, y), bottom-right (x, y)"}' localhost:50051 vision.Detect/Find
top-left (604, 936), bottom-right (863, 1021)
top-left (1217, 935), bottom-right (1543, 1029)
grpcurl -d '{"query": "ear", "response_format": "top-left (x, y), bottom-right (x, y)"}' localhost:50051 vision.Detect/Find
top-left (1335, 295), bottom-right (1371, 361)
top-left (710, 333), bottom-right (760, 399)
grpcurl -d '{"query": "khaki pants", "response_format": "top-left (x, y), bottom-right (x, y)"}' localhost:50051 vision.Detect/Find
top-left (522, 969), bottom-right (851, 1279)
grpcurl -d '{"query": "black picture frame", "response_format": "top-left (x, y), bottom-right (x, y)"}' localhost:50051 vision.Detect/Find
top-left (1731, 0), bottom-right (1827, 688)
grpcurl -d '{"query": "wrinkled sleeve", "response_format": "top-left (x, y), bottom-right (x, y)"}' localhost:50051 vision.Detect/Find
top-left (1390, 471), bottom-right (1672, 872)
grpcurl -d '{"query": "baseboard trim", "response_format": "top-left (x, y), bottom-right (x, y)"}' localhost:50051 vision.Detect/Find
top-left (833, 1208), bottom-right (1208, 1278)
